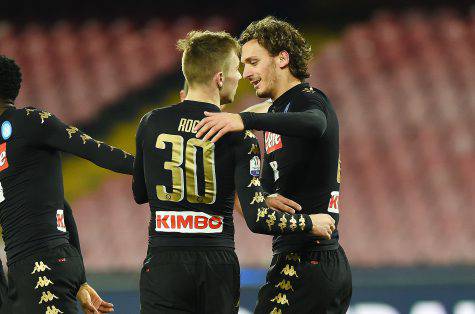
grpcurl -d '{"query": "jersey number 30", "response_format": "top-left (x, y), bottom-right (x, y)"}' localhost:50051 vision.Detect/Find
top-left (155, 134), bottom-right (216, 204)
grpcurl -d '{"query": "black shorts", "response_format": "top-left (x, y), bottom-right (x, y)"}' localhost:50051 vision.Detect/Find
top-left (6, 244), bottom-right (85, 314)
top-left (140, 247), bottom-right (240, 314)
top-left (255, 246), bottom-right (352, 314)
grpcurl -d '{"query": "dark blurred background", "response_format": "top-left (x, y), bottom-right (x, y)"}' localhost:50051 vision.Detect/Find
top-left (1, 1), bottom-right (474, 313)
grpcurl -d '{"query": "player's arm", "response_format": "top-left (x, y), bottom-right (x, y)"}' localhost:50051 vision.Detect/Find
top-left (23, 109), bottom-right (134, 174)
top-left (234, 135), bottom-right (334, 237)
top-left (195, 96), bottom-right (326, 142)
top-left (132, 113), bottom-right (150, 204)
top-left (239, 109), bottom-right (326, 139)
top-left (63, 199), bottom-right (82, 256)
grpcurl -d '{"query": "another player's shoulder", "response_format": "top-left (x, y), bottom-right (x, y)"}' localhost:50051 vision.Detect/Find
top-left (141, 104), bottom-right (180, 123)
top-left (290, 86), bottom-right (333, 116)
top-left (15, 106), bottom-right (55, 125)
top-left (294, 86), bottom-right (328, 105)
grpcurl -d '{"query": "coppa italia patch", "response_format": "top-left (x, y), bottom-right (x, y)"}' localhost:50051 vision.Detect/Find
top-left (327, 191), bottom-right (340, 214)
top-left (265, 131), bottom-right (282, 154)
top-left (155, 211), bottom-right (223, 234)
top-left (250, 156), bottom-right (260, 177)
top-left (0, 143), bottom-right (9, 172)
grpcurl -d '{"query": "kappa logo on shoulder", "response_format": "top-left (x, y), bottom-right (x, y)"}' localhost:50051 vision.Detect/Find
top-left (265, 132), bottom-right (282, 154)
top-left (0, 143), bottom-right (9, 172)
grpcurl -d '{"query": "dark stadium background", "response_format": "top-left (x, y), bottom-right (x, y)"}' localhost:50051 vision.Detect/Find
top-left (1, 0), bottom-right (474, 313)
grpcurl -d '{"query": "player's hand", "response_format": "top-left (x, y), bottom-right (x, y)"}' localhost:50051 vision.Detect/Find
top-left (77, 283), bottom-right (114, 313)
top-left (195, 112), bottom-right (244, 143)
top-left (309, 214), bottom-right (335, 239)
top-left (265, 194), bottom-right (302, 214)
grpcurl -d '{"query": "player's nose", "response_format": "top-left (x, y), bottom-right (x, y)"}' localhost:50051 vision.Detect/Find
top-left (242, 64), bottom-right (252, 80)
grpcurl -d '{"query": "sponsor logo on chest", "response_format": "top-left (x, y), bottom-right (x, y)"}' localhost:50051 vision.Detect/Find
top-left (155, 211), bottom-right (223, 233)
top-left (265, 131), bottom-right (283, 154)
top-left (0, 142), bottom-right (9, 172)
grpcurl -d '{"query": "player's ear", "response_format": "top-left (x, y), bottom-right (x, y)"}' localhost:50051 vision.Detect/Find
top-left (214, 72), bottom-right (224, 90)
top-left (179, 89), bottom-right (187, 102)
top-left (276, 51), bottom-right (290, 69)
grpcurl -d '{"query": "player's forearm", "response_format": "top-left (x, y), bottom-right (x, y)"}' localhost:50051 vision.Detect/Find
top-left (237, 187), bottom-right (313, 235)
top-left (235, 169), bottom-right (312, 234)
top-left (240, 109), bottom-right (327, 138)
top-left (35, 112), bottom-right (135, 174)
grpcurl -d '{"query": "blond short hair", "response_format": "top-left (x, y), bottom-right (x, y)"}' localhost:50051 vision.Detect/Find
top-left (177, 30), bottom-right (240, 86)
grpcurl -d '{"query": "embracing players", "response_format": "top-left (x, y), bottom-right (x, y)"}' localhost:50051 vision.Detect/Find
top-left (133, 30), bottom-right (336, 314)
top-left (195, 17), bottom-right (352, 313)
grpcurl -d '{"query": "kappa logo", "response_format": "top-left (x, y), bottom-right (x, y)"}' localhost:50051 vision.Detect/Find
top-left (39, 291), bottom-right (58, 304)
top-left (35, 276), bottom-right (54, 289)
top-left (31, 261), bottom-right (51, 274)
top-left (46, 306), bottom-right (64, 314)
top-left (270, 308), bottom-right (282, 314)
top-left (155, 211), bottom-right (223, 234)
top-left (265, 132), bottom-right (282, 154)
top-left (281, 264), bottom-right (298, 277)
top-left (270, 293), bottom-right (290, 306)
top-left (56, 210), bottom-right (66, 232)
top-left (328, 191), bottom-right (340, 214)
top-left (0, 143), bottom-right (9, 172)
top-left (275, 279), bottom-right (294, 291)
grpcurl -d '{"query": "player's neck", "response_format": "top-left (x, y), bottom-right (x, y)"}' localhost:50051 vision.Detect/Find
top-left (185, 87), bottom-right (221, 109)
top-left (270, 75), bottom-right (302, 101)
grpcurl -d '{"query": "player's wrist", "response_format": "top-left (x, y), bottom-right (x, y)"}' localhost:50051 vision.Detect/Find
top-left (239, 112), bottom-right (255, 130)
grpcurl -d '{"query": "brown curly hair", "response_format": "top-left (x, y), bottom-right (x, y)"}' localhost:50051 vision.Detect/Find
top-left (239, 16), bottom-right (312, 81)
